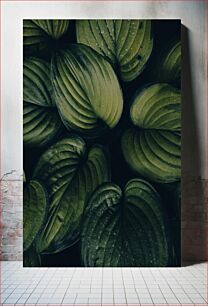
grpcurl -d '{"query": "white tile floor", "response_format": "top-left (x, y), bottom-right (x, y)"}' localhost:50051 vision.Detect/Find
top-left (0, 261), bottom-right (207, 305)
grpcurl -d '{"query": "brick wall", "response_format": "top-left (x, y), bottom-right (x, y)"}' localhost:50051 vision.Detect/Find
top-left (0, 178), bottom-right (207, 264)
top-left (0, 181), bottom-right (23, 261)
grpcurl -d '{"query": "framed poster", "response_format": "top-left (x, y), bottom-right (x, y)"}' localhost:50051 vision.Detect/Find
top-left (23, 19), bottom-right (181, 267)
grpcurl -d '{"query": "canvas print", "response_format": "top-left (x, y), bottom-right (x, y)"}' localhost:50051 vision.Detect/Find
top-left (23, 19), bottom-right (181, 267)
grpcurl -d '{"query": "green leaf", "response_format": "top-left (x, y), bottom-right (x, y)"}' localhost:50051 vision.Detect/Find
top-left (32, 20), bottom-right (69, 39)
top-left (149, 40), bottom-right (181, 86)
top-left (24, 57), bottom-right (53, 107)
top-left (130, 83), bottom-right (181, 131)
top-left (23, 20), bottom-right (69, 55)
top-left (33, 135), bottom-right (111, 254)
top-left (23, 170), bottom-right (26, 183)
top-left (23, 245), bottom-right (41, 267)
top-left (23, 102), bottom-right (62, 147)
top-left (51, 44), bottom-right (123, 137)
top-left (122, 84), bottom-right (181, 183)
top-left (23, 20), bottom-right (49, 55)
top-left (81, 179), bottom-right (169, 267)
top-left (76, 20), bottom-right (153, 82)
top-left (23, 57), bottom-right (62, 146)
top-left (122, 128), bottom-right (181, 183)
top-left (23, 180), bottom-right (47, 252)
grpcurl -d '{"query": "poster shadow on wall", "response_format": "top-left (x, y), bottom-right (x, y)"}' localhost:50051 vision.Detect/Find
top-left (181, 25), bottom-right (207, 266)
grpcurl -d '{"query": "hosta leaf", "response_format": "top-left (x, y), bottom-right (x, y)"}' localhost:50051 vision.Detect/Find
top-left (130, 83), bottom-right (181, 131)
top-left (51, 44), bottom-right (123, 137)
top-left (23, 102), bottom-right (62, 147)
top-left (33, 135), bottom-right (111, 254)
top-left (23, 57), bottom-right (53, 107)
top-left (122, 128), bottom-right (181, 183)
top-left (149, 40), bottom-right (181, 85)
top-left (32, 20), bottom-right (69, 39)
top-left (122, 84), bottom-right (181, 183)
top-left (23, 20), bottom-right (49, 54)
top-left (23, 57), bottom-right (62, 146)
top-left (76, 20), bottom-right (153, 82)
top-left (23, 20), bottom-right (69, 55)
top-left (81, 179), bottom-right (169, 267)
top-left (23, 170), bottom-right (26, 183)
top-left (23, 180), bottom-right (47, 252)
top-left (23, 245), bottom-right (41, 267)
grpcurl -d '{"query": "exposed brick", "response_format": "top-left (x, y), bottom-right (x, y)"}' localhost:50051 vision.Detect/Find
top-left (16, 229), bottom-right (23, 237)
top-left (9, 181), bottom-right (23, 196)
top-left (0, 180), bottom-right (23, 260)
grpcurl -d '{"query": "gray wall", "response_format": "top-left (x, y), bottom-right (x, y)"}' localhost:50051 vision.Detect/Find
top-left (0, 1), bottom-right (207, 263)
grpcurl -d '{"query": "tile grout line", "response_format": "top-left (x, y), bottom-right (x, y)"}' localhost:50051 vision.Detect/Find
top-left (130, 268), bottom-right (141, 305)
top-left (140, 269), bottom-right (154, 305)
top-left (121, 268), bottom-right (127, 306)
top-left (157, 269), bottom-right (181, 304)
